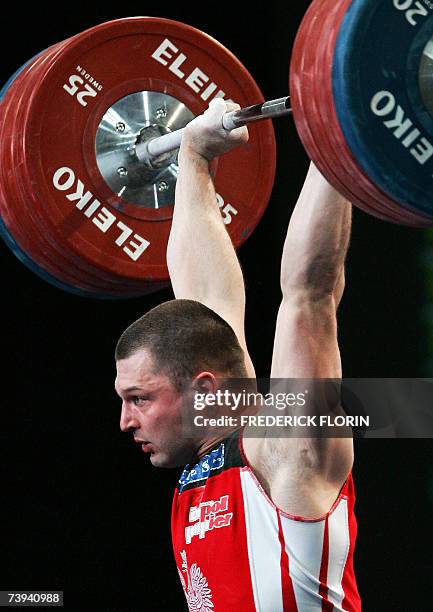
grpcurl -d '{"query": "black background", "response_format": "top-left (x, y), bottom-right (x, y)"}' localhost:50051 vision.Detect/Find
top-left (1, 1), bottom-right (432, 610)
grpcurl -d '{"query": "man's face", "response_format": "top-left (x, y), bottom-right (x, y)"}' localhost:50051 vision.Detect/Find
top-left (115, 349), bottom-right (196, 468)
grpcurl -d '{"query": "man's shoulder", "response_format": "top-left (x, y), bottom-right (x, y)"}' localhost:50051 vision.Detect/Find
top-left (242, 434), bottom-right (354, 519)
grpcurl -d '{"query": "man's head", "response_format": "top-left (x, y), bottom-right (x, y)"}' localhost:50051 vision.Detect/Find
top-left (114, 299), bottom-right (248, 467)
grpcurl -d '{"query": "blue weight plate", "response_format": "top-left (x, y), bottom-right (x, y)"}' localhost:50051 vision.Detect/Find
top-left (333, 0), bottom-right (433, 218)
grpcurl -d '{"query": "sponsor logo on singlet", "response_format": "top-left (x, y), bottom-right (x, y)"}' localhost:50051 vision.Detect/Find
top-left (178, 443), bottom-right (225, 492)
top-left (185, 494), bottom-right (233, 544)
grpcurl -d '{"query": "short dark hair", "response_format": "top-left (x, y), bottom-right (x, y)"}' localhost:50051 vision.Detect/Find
top-left (115, 299), bottom-right (248, 390)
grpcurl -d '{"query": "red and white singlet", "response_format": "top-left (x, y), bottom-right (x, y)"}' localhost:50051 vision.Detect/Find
top-left (171, 428), bottom-right (361, 611)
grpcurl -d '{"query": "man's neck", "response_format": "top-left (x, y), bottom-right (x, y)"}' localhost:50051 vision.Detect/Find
top-left (193, 429), bottom-right (237, 462)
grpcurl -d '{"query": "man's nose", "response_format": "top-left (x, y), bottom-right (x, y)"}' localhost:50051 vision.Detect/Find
top-left (120, 402), bottom-right (139, 432)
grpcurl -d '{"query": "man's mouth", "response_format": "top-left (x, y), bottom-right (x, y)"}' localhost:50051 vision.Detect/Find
top-left (133, 437), bottom-right (153, 452)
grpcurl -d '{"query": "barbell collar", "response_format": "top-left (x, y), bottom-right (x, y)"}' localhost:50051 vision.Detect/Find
top-left (222, 96), bottom-right (292, 130)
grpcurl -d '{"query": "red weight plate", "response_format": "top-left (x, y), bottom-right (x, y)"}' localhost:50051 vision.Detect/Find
top-left (302, 0), bottom-right (431, 227)
top-left (0, 48), bottom-right (96, 290)
top-left (1, 115), bottom-right (117, 295)
top-left (290, 0), bottom-right (411, 225)
top-left (288, 3), bottom-right (373, 215)
top-left (0, 50), bottom-right (119, 294)
top-left (1, 64), bottom-right (163, 296)
top-left (295, 0), bottom-right (417, 226)
top-left (290, 0), bottom-right (404, 224)
top-left (17, 17), bottom-right (276, 285)
top-left (311, 0), bottom-right (431, 227)
top-left (1, 44), bottom-right (167, 296)
top-left (290, 0), bottom-right (432, 228)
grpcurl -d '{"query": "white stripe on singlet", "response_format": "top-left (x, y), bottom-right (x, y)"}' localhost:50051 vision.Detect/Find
top-left (240, 469), bottom-right (284, 612)
top-left (326, 498), bottom-right (350, 610)
top-left (240, 468), bottom-right (351, 611)
top-left (279, 510), bottom-right (326, 607)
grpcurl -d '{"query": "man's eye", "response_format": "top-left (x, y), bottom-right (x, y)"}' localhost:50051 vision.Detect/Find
top-left (132, 396), bottom-right (148, 406)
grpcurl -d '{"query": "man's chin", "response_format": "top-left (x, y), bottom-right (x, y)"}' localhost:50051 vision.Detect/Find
top-left (148, 447), bottom-right (195, 469)
top-left (148, 450), bottom-right (177, 469)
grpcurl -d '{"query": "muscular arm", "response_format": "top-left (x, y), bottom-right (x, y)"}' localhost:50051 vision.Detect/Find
top-left (167, 101), bottom-right (255, 377)
top-left (272, 162), bottom-right (351, 378)
top-left (245, 163), bottom-right (353, 517)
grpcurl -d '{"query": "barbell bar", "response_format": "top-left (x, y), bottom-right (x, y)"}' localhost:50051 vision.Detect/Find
top-left (136, 96), bottom-right (292, 166)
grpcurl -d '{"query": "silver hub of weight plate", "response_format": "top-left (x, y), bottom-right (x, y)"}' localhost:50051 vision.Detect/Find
top-left (95, 91), bottom-right (194, 209)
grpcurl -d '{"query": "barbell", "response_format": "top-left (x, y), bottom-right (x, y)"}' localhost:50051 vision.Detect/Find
top-left (0, 0), bottom-right (432, 299)
top-left (136, 97), bottom-right (291, 166)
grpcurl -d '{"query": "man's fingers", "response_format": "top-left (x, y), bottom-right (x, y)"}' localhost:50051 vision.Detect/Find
top-left (208, 97), bottom-right (228, 110)
top-left (181, 98), bottom-right (248, 159)
top-left (231, 125), bottom-right (249, 143)
top-left (205, 97), bottom-right (228, 120)
top-left (204, 100), bottom-right (247, 140)
top-left (207, 100), bottom-right (241, 125)
top-left (224, 102), bottom-right (241, 113)
top-left (208, 99), bottom-right (240, 113)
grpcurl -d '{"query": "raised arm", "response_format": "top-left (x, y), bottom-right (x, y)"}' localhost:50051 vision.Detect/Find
top-left (271, 162), bottom-right (351, 379)
top-left (244, 162), bottom-right (353, 518)
top-left (167, 99), bottom-right (255, 377)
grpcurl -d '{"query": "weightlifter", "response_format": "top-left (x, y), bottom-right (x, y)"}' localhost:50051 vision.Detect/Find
top-left (115, 98), bottom-right (361, 610)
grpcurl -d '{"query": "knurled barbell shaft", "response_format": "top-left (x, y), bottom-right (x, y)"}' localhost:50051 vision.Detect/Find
top-left (136, 96), bottom-right (291, 165)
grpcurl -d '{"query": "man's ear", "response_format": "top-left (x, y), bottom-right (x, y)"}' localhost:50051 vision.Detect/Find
top-left (192, 371), bottom-right (218, 395)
